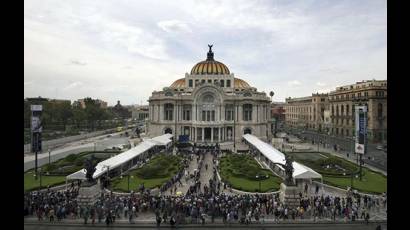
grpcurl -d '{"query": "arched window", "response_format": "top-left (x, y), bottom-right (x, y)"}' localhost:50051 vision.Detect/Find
top-left (341, 105), bottom-right (344, 115)
top-left (346, 105), bottom-right (349, 116)
top-left (378, 103), bottom-right (383, 118)
top-left (332, 105), bottom-right (334, 116)
top-left (243, 104), bottom-right (253, 121)
top-left (336, 105), bottom-right (339, 116)
top-left (164, 128), bottom-right (172, 134)
top-left (244, 128), bottom-right (252, 134)
top-left (164, 103), bottom-right (174, 120)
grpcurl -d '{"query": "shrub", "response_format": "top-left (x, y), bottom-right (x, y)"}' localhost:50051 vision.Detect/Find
top-left (65, 154), bottom-right (78, 163)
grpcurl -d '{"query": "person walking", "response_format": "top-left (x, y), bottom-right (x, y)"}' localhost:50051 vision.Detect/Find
top-left (156, 214), bottom-right (162, 228)
top-left (49, 209), bottom-right (54, 222)
top-left (83, 206), bottom-right (89, 224)
top-left (365, 212), bottom-right (370, 225)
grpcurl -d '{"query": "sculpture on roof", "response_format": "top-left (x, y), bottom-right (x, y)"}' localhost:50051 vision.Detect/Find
top-left (208, 44), bottom-right (213, 52)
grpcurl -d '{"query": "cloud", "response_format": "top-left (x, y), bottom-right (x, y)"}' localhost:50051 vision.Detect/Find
top-left (157, 20), bottom-right (191, 33)
top-left (24, 0), bottom-right (386, 104)
top-left (69, 59), bottom-right (87, 66)
top-left (288, 80), bottom-right (302, 86)
top-left (64, 81), bottom-right (84, 90)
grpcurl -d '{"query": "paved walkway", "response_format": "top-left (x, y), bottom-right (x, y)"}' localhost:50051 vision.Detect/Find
top-left (164, 152), bottom-right (218, 196)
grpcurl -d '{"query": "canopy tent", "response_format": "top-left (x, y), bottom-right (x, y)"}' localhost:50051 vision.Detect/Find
top-left (66, 169), bottom-right (86, 180)
top-left (243, 134), bottom-right (322, 179)
top-left (150, 133), bottom-right (173, 145)
top-left (66, 134), bottom-right (174, 181)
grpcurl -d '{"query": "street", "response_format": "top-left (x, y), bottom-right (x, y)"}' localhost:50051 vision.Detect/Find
top-left (285, 129), bottom-right (387, 172)
top-left (24, 129), bottom-right (134, 172)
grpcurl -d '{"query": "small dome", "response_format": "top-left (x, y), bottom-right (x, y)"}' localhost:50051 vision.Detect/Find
top-left (234, 78), bottom-right (251, 89)
top-left (190, 45), bottom-right (230, 75)
top-left (170, 78), bottom-right (185, 88)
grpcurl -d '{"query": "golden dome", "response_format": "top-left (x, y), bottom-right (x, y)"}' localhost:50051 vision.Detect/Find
top-left (234, 78), bottom-right (251, 89)
top-left (169, 78), bottom-right (251, 89)
top-left (170, 78), bottom-right (185, 88)
top-left (190, 45), bottom-right (230, 75)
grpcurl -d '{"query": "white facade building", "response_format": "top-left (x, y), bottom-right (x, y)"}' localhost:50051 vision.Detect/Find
top-left (148, 45), bottom-right (271, 147)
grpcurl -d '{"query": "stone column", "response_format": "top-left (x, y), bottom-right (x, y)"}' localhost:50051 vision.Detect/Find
top-left (218, 127), bottom-right (221, 142)
top-left (202, 128), bottom-right (204, 142)
top-left (211, 128), bottom-right (214, 142)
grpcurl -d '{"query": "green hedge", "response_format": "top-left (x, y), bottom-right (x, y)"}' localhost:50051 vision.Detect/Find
top-left (219, 154), bottom-right (282, 192)
top-left (288, 152), bottom-right (386, 194)
top-left (135, 154), bottom-right (183, 179)
top-left (112, 154), bottom-right (184, 192)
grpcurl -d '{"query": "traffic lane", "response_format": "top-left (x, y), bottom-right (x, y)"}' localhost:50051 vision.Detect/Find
top-left (23, 223), bottom-right (387, 230)
top-left (24, 144), bottom-right (94, 172)
top-left (288, 132), bottom-right (387, 171)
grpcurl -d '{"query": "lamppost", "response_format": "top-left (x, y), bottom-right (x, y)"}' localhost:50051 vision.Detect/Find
top-left (120, 173), bottom-right (134, 192)
top-left (269, 91), bottom-right (276, 138)
top-left (256, 174), bottom-right (269, 192)
top-left (39, 167), bottom-right (42, 190)
top-left (350, 171), bottom-right (354, 188)
top-left (103, 165), bottom-right (110, 188)
top-left (256, 175), bottom-right (261, 192)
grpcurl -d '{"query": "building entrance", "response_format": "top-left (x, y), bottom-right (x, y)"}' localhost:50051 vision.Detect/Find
top-left (204, 128), bottom-right (212, 141)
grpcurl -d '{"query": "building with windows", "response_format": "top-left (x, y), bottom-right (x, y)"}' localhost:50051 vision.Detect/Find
top-left (147, 46), bottom-right (271, 146)
top-left (328, 79), bottom-right (387, 143)
top-left (132, 105), bottom-right (149, 121)
top-left (283, 79), bottom-right (387, 143)
top-left (270, 102), bottom-right (286, 133)
top-left (284, 93), bottom-right (328, 132)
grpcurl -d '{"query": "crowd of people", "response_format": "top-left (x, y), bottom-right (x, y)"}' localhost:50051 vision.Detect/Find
top-left (24, 147), bottom-right (386, 226)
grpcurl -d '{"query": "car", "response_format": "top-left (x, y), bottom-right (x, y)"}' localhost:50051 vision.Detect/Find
top-left (376, 145), bottom-right (387, 151)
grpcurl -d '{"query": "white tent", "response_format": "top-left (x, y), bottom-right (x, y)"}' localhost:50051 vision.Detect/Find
top-left (243, 134), bottom-right (322, 179)
top-left (66, 169), bottom-right (86, 180)
top-left (66, 133), bottom-right (174, 181)
top-left (150, 133), bottom-right (173, 145)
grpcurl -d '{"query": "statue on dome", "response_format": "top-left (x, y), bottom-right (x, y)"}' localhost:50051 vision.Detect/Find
top-left (208, 44), bottom-right (213, 52)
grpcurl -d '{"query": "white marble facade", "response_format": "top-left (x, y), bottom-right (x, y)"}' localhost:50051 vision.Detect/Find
top-left (148, 46), bottom-right (271, 147)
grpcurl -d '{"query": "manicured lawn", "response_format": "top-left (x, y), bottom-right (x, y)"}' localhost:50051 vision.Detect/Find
top-left (321, 168), bottom-right (387, 194)
top-left (24, 151), bottom-right (119, 192)
top-left (24, 170), bottom-right (66, 192)
top-left (219, 154), bottom-right (282, 192)
top-left (112, 154), bottom-right (183, 192)
top-left (288, 152), bottom-right (387, 194)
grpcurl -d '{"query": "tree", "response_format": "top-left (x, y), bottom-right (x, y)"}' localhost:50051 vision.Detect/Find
top-left (55, 102), bottom-right (73, 131)
top-left (72, 107), bottom-right (86, 129)
top-left (83, 98), bottom-right (105, 131)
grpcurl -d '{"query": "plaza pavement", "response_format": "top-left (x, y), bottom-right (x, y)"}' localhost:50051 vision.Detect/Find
top-left (160, 151), bottom-right (387, 221)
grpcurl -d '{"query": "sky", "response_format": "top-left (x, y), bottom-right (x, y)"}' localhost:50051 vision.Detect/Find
top-left (24, 0), bottom-right (387, 106)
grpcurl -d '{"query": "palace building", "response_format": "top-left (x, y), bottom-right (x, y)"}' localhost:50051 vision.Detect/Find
top-left (147, 45), bottom-right (271, 146)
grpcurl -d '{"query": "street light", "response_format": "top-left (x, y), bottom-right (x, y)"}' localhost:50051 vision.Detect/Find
top-left (256, 174), bottom-right (269, 192)
top-left (48, 149), bottom-right (51, 166)
top-left (39, 168), bottom-right (42, 190)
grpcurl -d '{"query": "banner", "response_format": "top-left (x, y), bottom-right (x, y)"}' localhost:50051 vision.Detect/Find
top-left (31, 105), bottom-right (43, 152)
top-left (178, 135), bottom-right (189, 143)
top-left (355, 106), bottom-right (367, 154)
